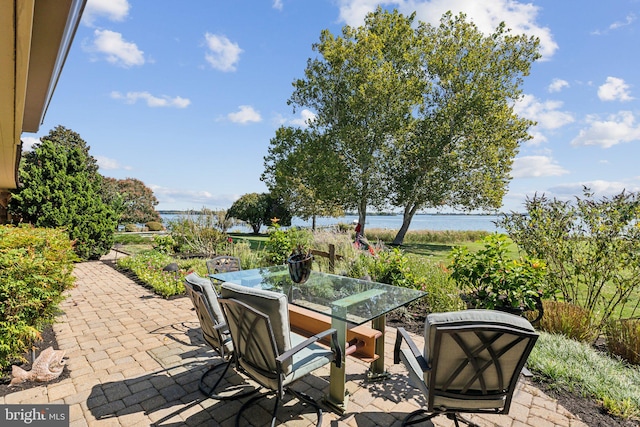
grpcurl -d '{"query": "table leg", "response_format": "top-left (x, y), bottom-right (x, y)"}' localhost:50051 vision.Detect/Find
top-left (366, 315), bottom-right (390, 382)
top-left (324, 316), bottom-right (348, 414)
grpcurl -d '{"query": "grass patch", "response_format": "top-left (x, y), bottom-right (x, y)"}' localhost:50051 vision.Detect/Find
top-left (228, 233), bottom-right (267, 251)
top-left (113, 233), bottom-right (152, 245)
top-left (529, 332), bottom-right (640, 420)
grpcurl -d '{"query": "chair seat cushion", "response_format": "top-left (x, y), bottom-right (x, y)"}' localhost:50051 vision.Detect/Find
top-left (240, 331), bottom-right (334, 391)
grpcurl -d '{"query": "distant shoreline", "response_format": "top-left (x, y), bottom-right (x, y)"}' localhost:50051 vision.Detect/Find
top-left (159, 212), bottom-right (506, 232)
top-left (157, 210), bottom-right (507, 216)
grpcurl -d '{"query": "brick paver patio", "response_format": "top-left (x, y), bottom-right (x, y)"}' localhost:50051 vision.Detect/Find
top-left (1, 254), bottom-right (589, 426)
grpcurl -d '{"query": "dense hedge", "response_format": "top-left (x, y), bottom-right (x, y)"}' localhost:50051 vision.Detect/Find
top-left (0, 225), bottom-right (76, 369)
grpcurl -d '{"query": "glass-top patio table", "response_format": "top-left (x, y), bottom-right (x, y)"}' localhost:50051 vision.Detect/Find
top-left (210, 265), bottom-right (426, 413)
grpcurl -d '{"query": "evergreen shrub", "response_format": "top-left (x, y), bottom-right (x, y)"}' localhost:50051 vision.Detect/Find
top-left (125, 224), bottom-right (138, 232)
top-left (146, 221), bottom-right (164, 231)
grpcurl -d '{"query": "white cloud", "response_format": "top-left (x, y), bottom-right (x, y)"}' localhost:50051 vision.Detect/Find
top-left (290, 109), bottom-right (317, 127)
top-left (549, 180), bottom-right (640, 198)
top-left (111, 91), bottom-right (191, 108)
top-left (571, 111), bottom-right (640, 148)
top-left (227, 105), bottom-right (262, 124)
top-left (95, 156), bottom-right (132, 171)
top-left (511, 155), bottom-right (568, 178)
top-left (337, 0), bottom-right (558, 59)
top-left (514, 94), bottom-right (574, 130)
top-left (273, 0), bottom-right (284, 10)
top-left (89, 29), bottom-right (144, 67)
top-left (610, 13), bottom-right (637, 30)
top-left (21, 136), bottom-right (40, 151)
top-left (83, 0), bottom-right (130, 26)
top-left (548, 78), bottom-right (569, 93)
top-left (204, 33), bottom-right (243, 72)
top-left (598, 77), bottom-right (634, 102)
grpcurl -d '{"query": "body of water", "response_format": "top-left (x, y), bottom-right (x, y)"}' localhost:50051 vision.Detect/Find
top-left (160, 213), bottom-right (504, 233)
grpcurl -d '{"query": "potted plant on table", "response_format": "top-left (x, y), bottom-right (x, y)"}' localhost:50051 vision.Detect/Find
top-left (449, 234), bottom-right (547, 323)
top-left (287, 245), bottom-right (313, 284)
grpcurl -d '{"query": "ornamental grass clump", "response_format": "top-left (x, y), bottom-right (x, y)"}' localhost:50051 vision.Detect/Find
top-left (607, 318), bottom-right (640, 365)
top-left (535, 300), bottom-right (596, 342)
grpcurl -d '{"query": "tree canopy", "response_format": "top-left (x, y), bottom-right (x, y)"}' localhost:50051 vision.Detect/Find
top-left (103, 177), bottom-right (161, 225)
top-left (262, 126), bottom-right (345, 229)
top-left (9, 126), bottom-right (117, 260)
top-left (266, 8), bottom-right (539, 244)
top-left (227, 192), bottom-right (292, 234)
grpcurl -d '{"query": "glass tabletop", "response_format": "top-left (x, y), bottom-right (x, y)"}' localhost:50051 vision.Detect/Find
top-left (211, 265), bottom-right (426, 326)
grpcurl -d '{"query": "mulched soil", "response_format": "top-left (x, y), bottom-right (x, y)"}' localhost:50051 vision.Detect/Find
top-left (0, 325), bottom-right (70, 397)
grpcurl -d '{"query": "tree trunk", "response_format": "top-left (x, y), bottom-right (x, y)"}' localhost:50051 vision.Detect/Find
top-left (393, 204), bottom-right (419, 245)
top-left (312, 215), bottom-right (317, 230)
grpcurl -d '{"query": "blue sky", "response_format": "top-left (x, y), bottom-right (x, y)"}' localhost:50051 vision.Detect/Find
top-left (23, 0), bottom-right (640, 213)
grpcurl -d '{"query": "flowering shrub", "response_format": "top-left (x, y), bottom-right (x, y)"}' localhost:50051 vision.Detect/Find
top-left (264, 222), bottom-right (292, 265)
top-left (449, 234), bottom-right (548, 311)
top-left (264, 221), bottom-right (312, 265)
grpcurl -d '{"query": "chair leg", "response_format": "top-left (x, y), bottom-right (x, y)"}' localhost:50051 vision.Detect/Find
top-left (233, 388), bottom-right (324, 427)
top-left (234, 391), bottom-right (274, 427)
top-left (199, 360), bottom-right (257, 400)
top-left (287, 388), bottom-right (323, 427)
top-left (402, 409), bottom-right (438, 426)
top-left (449, 413), bottom-right (481, 427)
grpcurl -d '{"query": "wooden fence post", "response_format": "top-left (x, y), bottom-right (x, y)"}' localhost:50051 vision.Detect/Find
top-left (329, 244), bottom-right (336, 273)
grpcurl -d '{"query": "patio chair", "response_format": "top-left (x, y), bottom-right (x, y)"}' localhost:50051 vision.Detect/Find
top-left (394, 309), bottom-right (538, 427)
top-left (219, 282), bottom-right (343, 427)
top-left (206, 255), bottom-right (241, 275)
top-left (183, 273), bottom-right (255, 400)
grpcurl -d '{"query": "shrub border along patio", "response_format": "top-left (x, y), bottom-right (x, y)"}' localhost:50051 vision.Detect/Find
top-left (0, 225), bottom-right (77, 371)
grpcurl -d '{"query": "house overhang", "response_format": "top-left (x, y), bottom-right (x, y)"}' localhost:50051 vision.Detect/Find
top-left (0, 0), bottom-right (86, 191)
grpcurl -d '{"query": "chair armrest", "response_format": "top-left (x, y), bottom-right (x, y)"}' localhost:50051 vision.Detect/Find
top-left (276, 328), bottom-right (343, 369)
top-left (213, 321), bottom-right (228, 332)
top-left (394, 327), bottom-right (429, 372)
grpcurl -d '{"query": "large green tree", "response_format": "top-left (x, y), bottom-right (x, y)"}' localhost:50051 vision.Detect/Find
top-left (9, 126), bottom-right (118, 260)
top-left (282, 8), bottom-right (539, 243)
top-left (103, 177), bottom-right (161, 225)
top-left (262, 126), bottom-right (345, 229)
top-left (288, 8), bottom-right (423, 234)
top-left (227, 192), bottom-right (292, 234)
top-left (388, 12), bottom-right (539, 244)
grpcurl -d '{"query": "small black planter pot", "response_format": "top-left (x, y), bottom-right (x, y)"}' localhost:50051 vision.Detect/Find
top-left (287, 254), bottom-right (313, 284)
